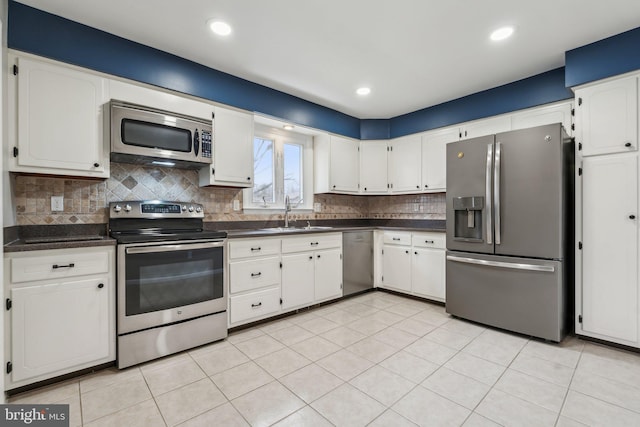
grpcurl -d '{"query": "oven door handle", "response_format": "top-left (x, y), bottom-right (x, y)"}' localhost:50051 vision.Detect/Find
top-left (125, 241), bottom-right (224, 254)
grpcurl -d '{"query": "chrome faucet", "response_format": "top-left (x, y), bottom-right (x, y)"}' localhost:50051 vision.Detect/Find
top-left (284, 195), bottom-right (292, 228)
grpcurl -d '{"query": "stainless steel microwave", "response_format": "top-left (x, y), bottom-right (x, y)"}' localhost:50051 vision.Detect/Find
top-left (109, 100), bottom-right (213, 169)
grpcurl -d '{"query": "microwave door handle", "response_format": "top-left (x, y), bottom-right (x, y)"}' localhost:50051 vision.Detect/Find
top-left (486, 143), bottom-right (493, 245)
top-left (494, 141), bottom-right (502, 245)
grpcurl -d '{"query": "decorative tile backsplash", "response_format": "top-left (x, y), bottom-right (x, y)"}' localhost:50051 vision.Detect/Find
top-left (12, 163), bottom-right (445, 225)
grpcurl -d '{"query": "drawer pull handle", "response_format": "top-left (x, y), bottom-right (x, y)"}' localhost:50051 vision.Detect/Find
top-left (52, 263), bottom-right (75, 269)
top-left (250, 247), bottom-right (261, 252)
top-left (425, 240), bottom-right (435, 244)
top-left (392, 237), bottom-right (401, 241)
top-left (251, 272), bottom-right (262, 278)
top-left (251, 302), bottom-right (262, 308)
top-left (97, 283), bottom-right (104, 289)
top-left (310, 242), bottom-right (319, 246)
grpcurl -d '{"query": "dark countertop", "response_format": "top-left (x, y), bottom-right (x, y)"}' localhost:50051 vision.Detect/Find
top-left (4, 224), bottom-right (116, 253)
top-left (4, 219), bottom-right (445, 251)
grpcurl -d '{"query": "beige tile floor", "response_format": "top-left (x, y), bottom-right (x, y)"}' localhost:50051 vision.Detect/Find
top-left (8, 291), bottom-right (640, 426)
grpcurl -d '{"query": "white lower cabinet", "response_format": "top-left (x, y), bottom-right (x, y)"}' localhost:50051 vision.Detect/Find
top-left (228, 232), bottom-right (343, 327)
top-left (380, 231), bottom-right (446, 302)
top-left (4, 246), bottom-right (115, 390)
top-left (577, 153), bottom-right (639, 346)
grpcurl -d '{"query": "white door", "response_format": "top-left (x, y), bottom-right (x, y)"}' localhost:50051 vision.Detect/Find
top-left (211, 106), bottom-right (254, 186)
top-left (330, 136), bottom-right (360, 192)
top-left (281, 253), bottom-right (315, 310)
top-left (314, 248), bottom-right (343, 301)
top-left (360, 140), bottom-right (389, 194)
top-left (581, 154), bottom-right (638, 344)
top-left (381, 245), bottom-right (412, 292)
top-left (422, 127), bottom-right (457, 192)
top-left (11, 277), bottom-right (110, 382)
top-left (412, 248), bottom-right (445, 301)
top-left (388, 135), bottom-right (421, 193)
top-left (576, 76), bottom-right (638, 156)
top-left (14, 57), bottom-right (107, 176)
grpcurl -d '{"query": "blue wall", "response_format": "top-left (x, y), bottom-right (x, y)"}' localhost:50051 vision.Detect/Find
top-left (566, 26), bottom-right (640, 88)
top-left (390, 68), bottom-right (572, 138)
top-left (10, 1), bottom-right (638, 140)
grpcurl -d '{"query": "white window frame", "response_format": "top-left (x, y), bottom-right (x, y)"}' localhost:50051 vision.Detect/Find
top-left (243, 124), bottom-right (314, 212)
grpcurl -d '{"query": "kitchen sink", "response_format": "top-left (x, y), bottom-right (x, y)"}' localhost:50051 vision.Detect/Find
top-left (257, 226), bottom-right (333, 232)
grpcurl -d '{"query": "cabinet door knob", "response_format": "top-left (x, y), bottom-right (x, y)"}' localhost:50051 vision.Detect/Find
top-left (414, 251), bottom-right (418, 255)
top-left (97, 283), bottom-right (104, 289)
top-left (364, 187), bottom-right (367, 191)
top-left (332, 185), bottom-right (336, 189)
top-left (309, 256), bottom-right (313, 260)
top-left (247, 177), bottom-right (251, 181)
top-left (630, 214), bottom-right (636, 220)
top-left (317, 255), bottom-right (321, 259)
top-left (425, 184), bottom-right (429, 188)
top-left (625, 142), bottom-right (632, 147)
top-left (93, 162), bottom-right (100, 168)
top-left (405, 250), bottom-right (409, 254)
top-left (416, 185), bottom-right (419, 189)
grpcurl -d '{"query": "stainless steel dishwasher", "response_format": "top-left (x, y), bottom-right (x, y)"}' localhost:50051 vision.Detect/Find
top-left (342, 231), bottom-right (374, 296)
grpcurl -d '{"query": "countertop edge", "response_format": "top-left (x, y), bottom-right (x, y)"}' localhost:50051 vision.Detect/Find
top-left (4, 237), bottom-right (117, 253)
top-left (226, 226), bottom-right (445, 239)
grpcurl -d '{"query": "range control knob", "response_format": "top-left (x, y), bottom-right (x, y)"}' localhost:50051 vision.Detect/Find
top-left (181, 205), bottom-right (187, 211)
top-left (113, 204), bottom-right (122, 213)
top-left (188, 206), bottom-right (194, 212)
top-left (195, 206), bottom-right (202, 213)
top-left (124, 204), bottom-right (132, 212)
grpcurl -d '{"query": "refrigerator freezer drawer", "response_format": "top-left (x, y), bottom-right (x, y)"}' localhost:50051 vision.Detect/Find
top-left (446, 251), bottom-right (566, 342)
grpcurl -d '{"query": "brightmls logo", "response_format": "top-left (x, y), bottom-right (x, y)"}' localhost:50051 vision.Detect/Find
top-left (0, 405), bottom-right (68, 427)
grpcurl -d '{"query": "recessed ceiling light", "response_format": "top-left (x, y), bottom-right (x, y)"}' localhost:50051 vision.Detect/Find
top-left (356, 87), bottom-right (371, 96)
top-left (208, 19), bottom-right (232, 36)
top-left (283, 124), bottom-right (294, 130)
top-left (490, 26), bottom-right (514, 41)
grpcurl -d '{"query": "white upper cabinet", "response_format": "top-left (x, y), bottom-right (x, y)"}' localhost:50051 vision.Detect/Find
top-left (200, 106), bottom-right (254, 187)
top-left (421, 127), bottom-right (457, 192)
top-left (314, 133), bottom-right (360, 193)
top-left (511, 102), bottom-right (573, 136)
top-left (360, 140), bottom-right (389, 194)
top-left (9, 55), bottom-right (109, 178)
top-left (388, 135), bottom-right (422, 193)
top-left (460, 115), bottom-right (511, 140)
top-left (575, 75), bottom-right (638, 156)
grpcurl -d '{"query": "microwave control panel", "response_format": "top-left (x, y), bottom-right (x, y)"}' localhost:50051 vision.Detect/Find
top-left (201, 130), bottom-right (212, 158)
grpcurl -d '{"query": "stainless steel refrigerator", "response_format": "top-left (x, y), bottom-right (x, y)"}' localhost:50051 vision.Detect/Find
top-left (445, 123), bottom-right (573, 342)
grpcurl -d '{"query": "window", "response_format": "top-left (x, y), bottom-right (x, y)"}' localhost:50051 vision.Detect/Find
top-left (244, 124), bottom-right (313, 210)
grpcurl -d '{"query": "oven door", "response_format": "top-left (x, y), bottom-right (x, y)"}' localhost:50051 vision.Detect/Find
top-left (117, 240), bottom-right (225, 334)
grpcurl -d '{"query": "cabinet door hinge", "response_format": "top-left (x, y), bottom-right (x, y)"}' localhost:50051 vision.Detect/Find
top-left (13, 147), bottom-right (18, 158)
top-left (571, 108), bottom-right (575, 116)
top-left (340, 283), bottom-right (343, 289)
top-left (279, 262), bottom-right (282, 269)
top-left (6, 361), bottom-right (12, 374)
top-left (340, 253), bottom-right (342, 260)
top-left (279, 298), bottom-right (283, 305)
top-left (571, 123), bottom-right (575, 131)
top-left (5, 298), bottom-right (11, 311)
top-left (211, 168), bottom-right (215, 175)
top-left (578, 314), bottom-right (583, 323)
top-left (578, 142), bottom-right (582, 151)
top-left (578, 168), bottom-right (582, 176)
top-left (381, 275), bottom-right (384, 282)
top-left (578, 241), bottom-right (583, 250)
top-left (212, 112), bottom-right (215, 120)
top-left (381, 249), bottom-right (384, 255)
top-left (578, 97), bottom-right (582, 106)
top-left (12, 65), bottom-right (18, 75)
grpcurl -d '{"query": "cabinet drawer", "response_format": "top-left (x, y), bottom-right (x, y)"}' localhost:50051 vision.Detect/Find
top-left (229, 287), bottom-right (281, 324)
top-left (9, 250), bottom-right (110, 284)
top-left (412, 233), bottom-right (445, 249)
top-left (383, 232), bottom-right (411, 246)
top-left (282, 233), bottom-right (342, 253)
top-left (229, 238), bottom-right (280, 260)
top-left (230, 256), bottom-right (281, 294)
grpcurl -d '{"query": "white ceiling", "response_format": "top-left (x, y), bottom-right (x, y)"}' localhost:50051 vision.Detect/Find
top-left (15, 0), bottom-right (640, 119)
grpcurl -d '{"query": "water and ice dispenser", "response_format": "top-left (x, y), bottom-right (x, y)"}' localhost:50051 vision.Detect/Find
top-left (453, 196), bottom-right (484, 241)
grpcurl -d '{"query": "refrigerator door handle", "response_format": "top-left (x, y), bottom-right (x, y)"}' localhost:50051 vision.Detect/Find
top-left (446, 255), bottom-right (555, 272)
top-left (486, 143), bottom-right (493, 245)
top-left (494, 141), bottom-right (502, 245)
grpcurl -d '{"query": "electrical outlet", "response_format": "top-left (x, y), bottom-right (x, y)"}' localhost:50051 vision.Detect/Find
top-left (51, 196), bottom-right (64, 212)
top-left (232, 200), bottom-right (240, 211)
top-left (313, 202), bottom-right (321, 213)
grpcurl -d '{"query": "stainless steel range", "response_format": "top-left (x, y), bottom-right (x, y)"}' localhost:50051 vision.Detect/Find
top-left (109, 200), bottom-right (227, 369)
